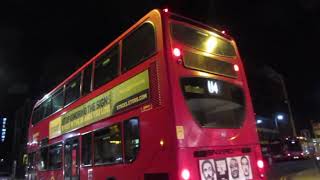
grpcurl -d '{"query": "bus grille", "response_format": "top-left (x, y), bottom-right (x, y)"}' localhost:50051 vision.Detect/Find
top-left (149, 62), bottom-right (161, 107)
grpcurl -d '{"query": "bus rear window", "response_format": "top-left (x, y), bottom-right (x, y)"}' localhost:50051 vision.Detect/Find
top-left (184, 51), bottom-right (237, 78)
top-left (171, 23), bottom-right (236, 57)
top-left (180, 77), bottom-right (245, 128)
top-left (285, 140), bottom-right (302, 151)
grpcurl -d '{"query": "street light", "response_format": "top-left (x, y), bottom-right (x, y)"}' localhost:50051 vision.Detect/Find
top-left (274, 113), bottom-right (285, 131)
top-left (277, 73), bottom-right (297, 136)
top-left (277, 114), bottom-right (284, 121)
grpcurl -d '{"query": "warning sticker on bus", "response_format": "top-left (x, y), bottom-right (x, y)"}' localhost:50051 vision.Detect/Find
top-left (199, 155), bottom-right (252, 180)
top-left (49, 70), bottom-right (149, 139)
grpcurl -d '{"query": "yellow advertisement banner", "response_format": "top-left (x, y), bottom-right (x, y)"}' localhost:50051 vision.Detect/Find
top-left (49, 70), bottom-right (149, 139)
top-left (49, 117), bottom-right (62, 139)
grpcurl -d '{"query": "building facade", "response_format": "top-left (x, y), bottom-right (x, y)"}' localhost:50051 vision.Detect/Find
top-left (11, 99), bottom-right (34, 178)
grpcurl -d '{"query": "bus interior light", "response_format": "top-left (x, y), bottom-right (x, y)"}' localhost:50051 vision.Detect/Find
top-left (181, 169), bottom-right (190, 180)
top-left (173, 48), bottom-right (181, 57)
top-left (205, 36), bottom-right (218, 53)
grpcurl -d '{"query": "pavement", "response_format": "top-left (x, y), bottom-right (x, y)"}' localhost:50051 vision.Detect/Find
top-left (0, 177), bottom-right (24, 180)
top-left (280, 169), bottom-right (320, 180)
top-left (267, 158), bottom-right (320, 180)
top-left (0, 177), bottom-right (10, 180)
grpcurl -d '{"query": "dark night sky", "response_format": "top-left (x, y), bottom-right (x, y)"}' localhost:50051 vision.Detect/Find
top-left (0, 0), bottom-right (319, 132)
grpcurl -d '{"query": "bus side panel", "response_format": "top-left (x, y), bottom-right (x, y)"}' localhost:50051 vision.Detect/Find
top-left (90, 107), bottom-right (176, 180)
top-left (37, 170), bottom-right (63, 180)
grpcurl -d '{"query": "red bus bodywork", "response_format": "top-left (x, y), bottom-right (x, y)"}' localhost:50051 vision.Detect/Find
top-left (27, 9), bottom-right (265, 180)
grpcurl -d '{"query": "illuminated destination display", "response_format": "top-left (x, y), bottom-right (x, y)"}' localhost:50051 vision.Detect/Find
top-left (207, 80), bottom-right (219, 94)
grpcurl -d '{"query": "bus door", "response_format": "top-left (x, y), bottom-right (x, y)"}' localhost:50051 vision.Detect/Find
top-left (64, 137), bottom-right (80, 180)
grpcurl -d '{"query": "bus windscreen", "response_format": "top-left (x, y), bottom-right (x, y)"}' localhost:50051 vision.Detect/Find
top-left (183, 51), bottom-right (237, 78)
top-left (181, 77), bottom-right (245, 128)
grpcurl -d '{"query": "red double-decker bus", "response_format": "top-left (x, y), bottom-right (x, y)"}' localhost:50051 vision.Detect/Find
top-left (26, 9), bottom-right (265, 180)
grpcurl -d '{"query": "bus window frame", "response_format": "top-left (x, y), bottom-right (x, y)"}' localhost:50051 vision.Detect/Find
top-left (88, 117), bottom-right (141, 167)
top-left (47, 142), bottom-right (63, 171)
top-left (169, 19), bottom-right (237, 59)
top-left (64, 73), bottom-right (82, 107)
top-left (123, 117), bottom-right (140, 163)
top-left (93, 122), bottom-right (123, 166)
top-left (32, 86), bottom-right (66, 125)
top-left (80, 63), bottom-right (94, 97)
top-left (38, 146), bottom-right (49, 171)
top-left (37, 140), bottom-right (64, 172)
top-left (63, 136), bottom-right (80, 179)
top-left (80, 131), bottom-right (94, 167)
top-left (93, 44), bottom-right (120, 90)
top-left (121, 21), bottom-right (158, 73)
top-left (51, 86), bottom-right (65, 115)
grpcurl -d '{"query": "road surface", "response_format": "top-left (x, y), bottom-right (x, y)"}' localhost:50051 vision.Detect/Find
top-left (267, 159), bottom-right (320, 180)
